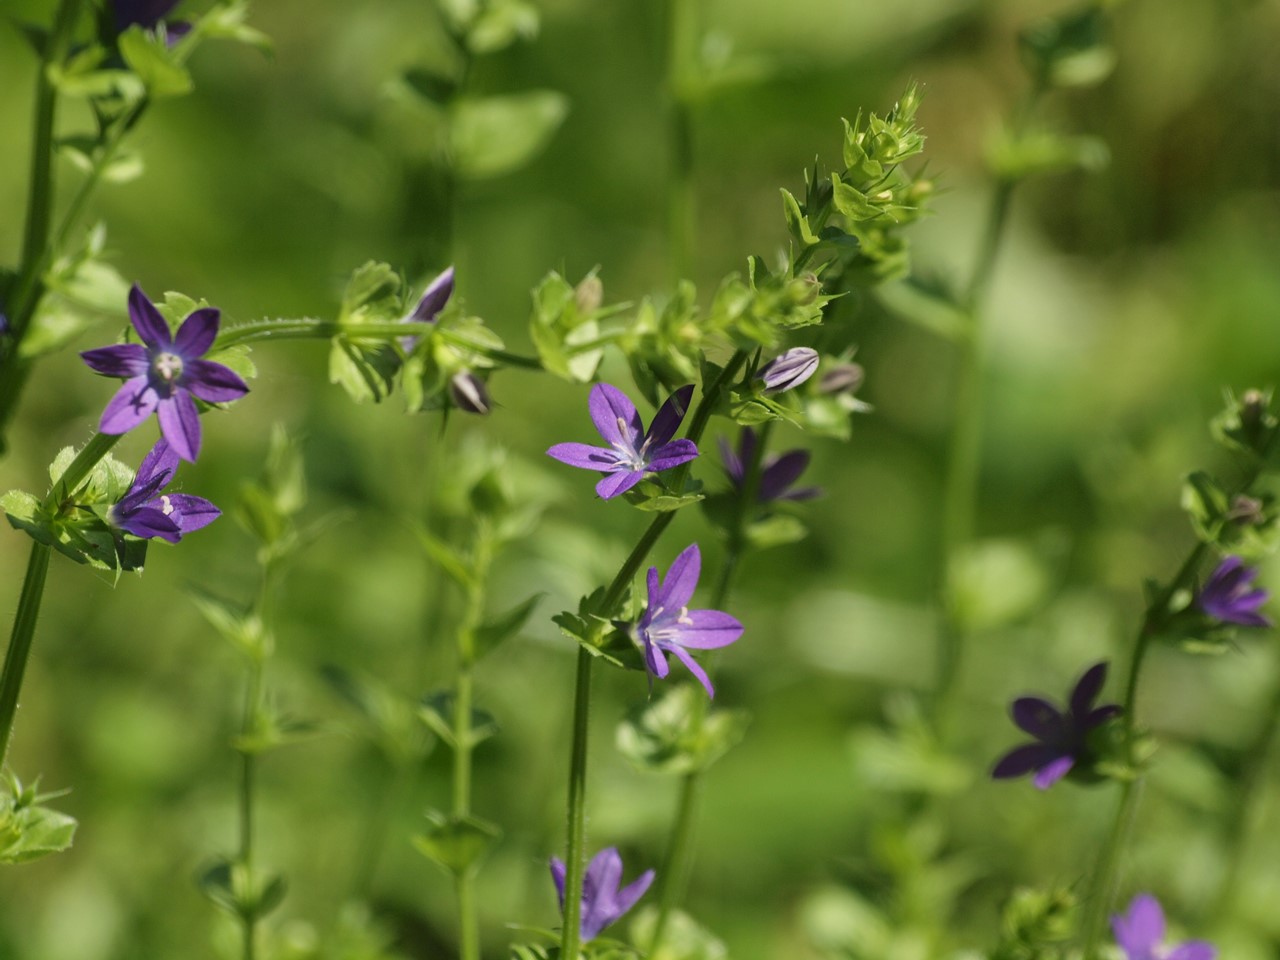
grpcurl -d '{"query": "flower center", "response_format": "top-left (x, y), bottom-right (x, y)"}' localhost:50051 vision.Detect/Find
top-left (152, 351), bottom-right (184, 383)
top-left (160, 495), bottom-right (174, 516)
top-left (609, 416), bottom-right (651, 471)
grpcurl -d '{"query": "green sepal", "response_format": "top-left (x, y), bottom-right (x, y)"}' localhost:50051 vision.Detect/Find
top-left (0, 774), bottom-right (77, 865)
top-left (628, 906), bottom-right (725, 960)
top-left (465, 0), bottom-right (539, 54)
top-left (118, 26), bottom-right (193, 97)
top-left (1182, 471), bottom-right (1229, 545)
top-left (622, 477), bottom-right (704, 513)
top-left (1019, 5), bottom-right (1115, 89)
top-left (199, 858), bottom-right (287, 920)
top-left (1211, 388), bottom-right (1279, 460)
top-left (321, 664), bottom-right (432, 764)
top-left (616, 684), bottom-right (749, 776)
top-left (780, 188), bottom-right (819, 247)
top-left (196, 1), bottom-right (274, 54)
top-left (553, 589), bottom-right (641, 670)
top-left (329, 338), bottom-right (400, 403)
top-left (411, 810), bottom-right (500, 876)
top-left (474, 593), bottom-right (544, 660)
top-left (449, 91), bottom-right (569, 180)
top-left (529, 270), bottom-right (606, 383)
top-left (419, 692), bottom-right (499, 750)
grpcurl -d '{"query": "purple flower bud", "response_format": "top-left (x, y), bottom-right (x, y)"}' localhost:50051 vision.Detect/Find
top-left (449, 371), bottom-right (491, 415)
top-left (758, 347), bottom-right (819, 393)
top-left (401, 266), bottom-right (455, 351)
top-left (550, 848), bottom-right (654, 942)
top-left (819, 362), bottom-right (864, 396)
top-left (112, 0), bottom-right (190, 42)
top-left (1197, 556), bottom-right (1271, 628)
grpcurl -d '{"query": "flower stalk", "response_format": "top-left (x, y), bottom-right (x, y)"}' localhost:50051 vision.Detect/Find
top-left (0, 544), bottom-right (52, 770)
top-left (665, 0), bottom-right (698, 282)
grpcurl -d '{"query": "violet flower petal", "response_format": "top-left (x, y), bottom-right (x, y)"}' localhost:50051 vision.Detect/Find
top-left (719, 435), bottom-right (744, 481)
top-left (158, 391), bottom-right (202, 462)
top-left (1012, 697), bottom-right (1063, 738)
top-left (613, 869), bottom-right (656, 919)
top-left (589, 383), bottom-right (643, 449)
top-left (669, 609), bottom-right (743, 649)
top-left (128, 283), bottom-right (172, 346)
top-left (184, 359), bottom-right (250, 403)
top-left (407, 266), bottom-right (455, 324)
top-left (172, 307), bottom-right (221, 357)
top-left (116, 506), bottom-right (182, 543)
top-left (991, 743), bottom-right (1056, 779)
top-left (670, 646), bottom-right (715, 698)
top-left (549, 858), bottom-right (567, 909)
top-left (658, 543), bottom-right (701, 610)
top-left (645, 439), bottom-right (699, 472)
top-left (1113, 894), bottom-right (1165, 955)
top-left (1070, 662), bottom-right (1108, 716)
top-left (1167, 944), bottom-right (1217, 960)
top-left (647, 384), bottom-right (694, 447)
top-left (100, 376), bottom-right (160, 434)
top-left (596, 470), bottom-right (645, 500)
top-left (547, 442), bottom-right (620, 470)
top-left (163, 493), bottom-right (221, 532)
top-left (758, 347), bottom-right (819, 392)
top-left (81, 343), bottom-right (148, 378)
top-left (1032, 754), bottom-right (1075, 790)
top-left (758, 450), bottom-right (811, 502)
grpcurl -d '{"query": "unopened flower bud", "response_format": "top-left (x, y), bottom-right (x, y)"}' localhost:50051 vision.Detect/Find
top-left (574, 275), bottom-right (603, 314)
top-left (786, 273), bottom-right (821, 306)
top-left (450, 371), bottom-right (492, 415)
top-left (1241, 389), bottom-right (1268, 428)
top-left (1227, 495), bottom-right (1266, 527)
top-left (819, 362), bottom-right (864, 396)
top-left (758, 347), bottom-right (819, 393)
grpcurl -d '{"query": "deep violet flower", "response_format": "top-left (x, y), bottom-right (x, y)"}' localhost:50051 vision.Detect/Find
top-left (1197, 556), bottom-right (1271, 628)
top-left (549, 848), bottom-right (654, 942)
top-left (758, 347), bottom-right (819, 393)
top-left (81, 284), bottom-right (249, 463)
top-left (636, 544), bottom-right (744, 698)
top-left (719, 427), bottom-right (820, 502)
top-left (110, 439), bottom-right (220, 543)
top-left (113, 0), bottom-right (190, 41)
top-left (991, 661), bottom-right (1121, 790)
top-left (1112, 894), bottom-right (1216, 960)
top-left (547, 383), bottom-right (698, 499)
top-left (400, 266), bottom-right (455, 351)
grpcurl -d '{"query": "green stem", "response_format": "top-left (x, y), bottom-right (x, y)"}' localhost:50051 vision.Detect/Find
top-left (51, 431), bottom-right (122, 504)
top-left (0, 544), bottom-right (52, 769)
top-left (559, 646), bottom-right (594, 960)
top-left (239, 657), bottom-right (264, 960)
top-left (665, 0), bottom-right (697, 282)
top-left (934, 86), bottom-right (1043, 731)
top-left (648, 421), bottom-right (766, 951)
top-left (212, 319), bottom-right (543, 369)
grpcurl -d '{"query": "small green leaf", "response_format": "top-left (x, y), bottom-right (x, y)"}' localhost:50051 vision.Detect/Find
top-left (328, 338), bottom-right (400, 403)
top-left (419, 692), bottom-right (499, 750)
top-left (118, 26), bottom-right (193, 97)
top-left (474, 593), bottom-right (544, 660)
top-left (197, 1), bottom-right (274, 54)
top-left (450, 91), bottom-right (569, 180)
top-left (414, 527), bottom-right (475, 588)
top-left (188, 587), bottom-right (269, 660)
top-left (617, 685), bottom-right (749, 776)
top-left (466, 0), bottom-right (538, 54)
top-left (0, 792), bottom-right (77, 865)
top-left (412, 810), bottom-right (500, 876)
top-left (629, 906), bottom-right (726, 960)
top-left (198, 859), bottom-right (287, 920)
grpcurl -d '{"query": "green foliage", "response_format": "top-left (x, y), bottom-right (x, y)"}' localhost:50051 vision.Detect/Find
top-left (199, 859), bottom-right (287, 921)
top-left (419, 692), bottom-right (499, 750)
top-left (529, 270), bottom-right (609, 384)
top-left (616, 684), bottom-right (749, 776)
top-left (411, 809), bottom-right (500, 876)
top-left (449, 92), bottom-right (569, 180)
top-left (1019, 5), bottom-right (1115, 89)
top-left (630, 907), bottom-right (725, 960)
top-left (118, 26), bottom-right (193, 97)
top-left (0, 774), bottom-right (76, 865)
top-left (988, 888), bottom-right (1077, 960)
top-left (22, 223), bottom-right (129, 358)
top-left (986, 128), bottom-right (1109, 181)
top-left (321, 665), bottom-right (433, 765)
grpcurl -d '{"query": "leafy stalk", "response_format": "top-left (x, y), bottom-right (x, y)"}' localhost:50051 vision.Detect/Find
top-left (0, 544), bottom-right (53, 770)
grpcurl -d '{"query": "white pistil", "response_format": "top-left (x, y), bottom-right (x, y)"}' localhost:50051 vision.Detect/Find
top-left (160, 495), bottom-right (174, 516)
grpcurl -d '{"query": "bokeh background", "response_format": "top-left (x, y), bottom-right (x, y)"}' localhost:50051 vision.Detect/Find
top-left (2, 0), bottom-right (1280, 957)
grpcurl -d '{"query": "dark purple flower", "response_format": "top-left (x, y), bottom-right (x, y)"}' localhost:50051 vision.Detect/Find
top-left (1197, 556), bottom-right (1271, 628)
top-left (109, 439), bottom-right (220, 543)
top-left (81, 284), bottom-right (249, 463)
top-left (449, 371), bottom-right (491, 415)
top-left (401, 266), bottom-right (455, 351)
top-left (992, 661), bottom-right (1122, 790)
top-left (549, 847), bottom-right (654, 943)
top-left (719, 427), bottom-right (820, 503)
top-left (1112, 894), bottom-right (1215, 960)
top-left (636, 544), bottom-right (743, 698)
top-left (113, 0), bottom-right (190, 41)
top-left (758, 347), bottom-right (819, 393)
top-left (547, 383), bottom-right (698, 499)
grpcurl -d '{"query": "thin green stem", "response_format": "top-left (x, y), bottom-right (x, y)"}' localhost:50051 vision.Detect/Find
top-left (51, 432), bottom-right (122, 504)
top-left (0, 544), bottom-right (52, 769)
top-left (559, 646), bottom-right (594, 960)
top-left (665, 0), bottom-right (697, 282)
top-left (239, 657), bottom-right (264, 960)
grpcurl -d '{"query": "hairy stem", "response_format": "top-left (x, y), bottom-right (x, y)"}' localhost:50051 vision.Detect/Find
top-left (559, 646), bottom-right (594, 960)
top-left (239, 657), bottom-right (264, 960)
top-left (0, 544), bottom-right (52, 769)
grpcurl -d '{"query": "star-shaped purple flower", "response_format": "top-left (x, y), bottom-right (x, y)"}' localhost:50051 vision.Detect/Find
top-left (109, 439), bottom-right (220, 543)
top-left (720, 427), bottom-right (820, 502)
top-left (636, 543), bottom-right (743, 698)
top-left (1112, 894), bottom-right (1215, 960)
top-left (550, 847), bottom-right (654, 943)
top-left (81, 284), bottom-right (249, 463)
top-left (547, 383), bottom-right (698, 499)
top-left (991, 661), bottom-right (1122, 790)
top-left (1197, 556), bottom-right (1271, 628)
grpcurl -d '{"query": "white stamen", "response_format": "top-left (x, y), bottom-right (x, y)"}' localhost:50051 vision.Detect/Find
top-left (160, 495), bottom-right (174, 516)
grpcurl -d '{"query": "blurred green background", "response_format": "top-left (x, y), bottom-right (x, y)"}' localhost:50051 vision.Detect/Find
top-left (2, 0), bottom-right (1280, 957)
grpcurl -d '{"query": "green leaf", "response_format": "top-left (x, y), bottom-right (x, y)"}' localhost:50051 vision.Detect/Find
top-left (1182, 471), bottom-right (1229, 545)
top-left (474, 593), bottom-right (544, 660)
top-left (188, 587), bottom-right (269, 660)
top-left (414, 527), bottom-right (475, 589)
top-left (622, 477), bottom-right (704, 513)
top-left (234, 710), bottom-right (323, 755)
top-left (204, 343), bottom-right (257, 385)
top-left (411, 810), bottom-right (500, 876)
top-left (419, 691), bottom-right (499, 750)
top-left (466, 0), bottom-right (539, 54)
top-left (0, 796), bottom-right (77, 865)
top-left (873, 276), bottom-right (968, 341)
top-left (118, 26), bottom-right (193, 97)
top-left (199, 859), bottom-right (287, 920)
top-left (328, 338), bottom-right (400, 403)
top-left (1019, 6), bottom-right (1115, 88)
top-left (197, 1), bottom-right (274, 53)
top-left (616, 685), bottom-right (749, 776)
top-left (780, 188), bottom-right (819, 247)
top-left (449, 91), bottom-right (569, 180)
top-left (744, 513), bottom-right (808, 550)
top-left (629, 906), bottom-right (726, 960)
top-left (341, 261), bottom-right (403, 320)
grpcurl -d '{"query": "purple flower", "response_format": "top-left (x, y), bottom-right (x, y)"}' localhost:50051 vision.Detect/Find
top-left (547, 383), bottom-right (698, 499)
top-left (109, 439), bottom-right (220, 543)
top-left (992, 661), bottom-right (1122, 790)
top-left (81, 284), bottom-right (249, 463)
top-left (401, 266), bottom-right (455, 350)
top-left (113, 0), bottom-right (190, 41)
top-left (1112, 894), bottom-right (1215, 960)
top-left (1197, 556), bottom-right (1271, 628)
top-left (636, 544), bottom-right (744, 698)
top-left (758, 347), bottom-right (819, 393)
top-left (549, 847), bottom-right (654, 943)
top-left (719, 427), bottom-right (820, 502)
